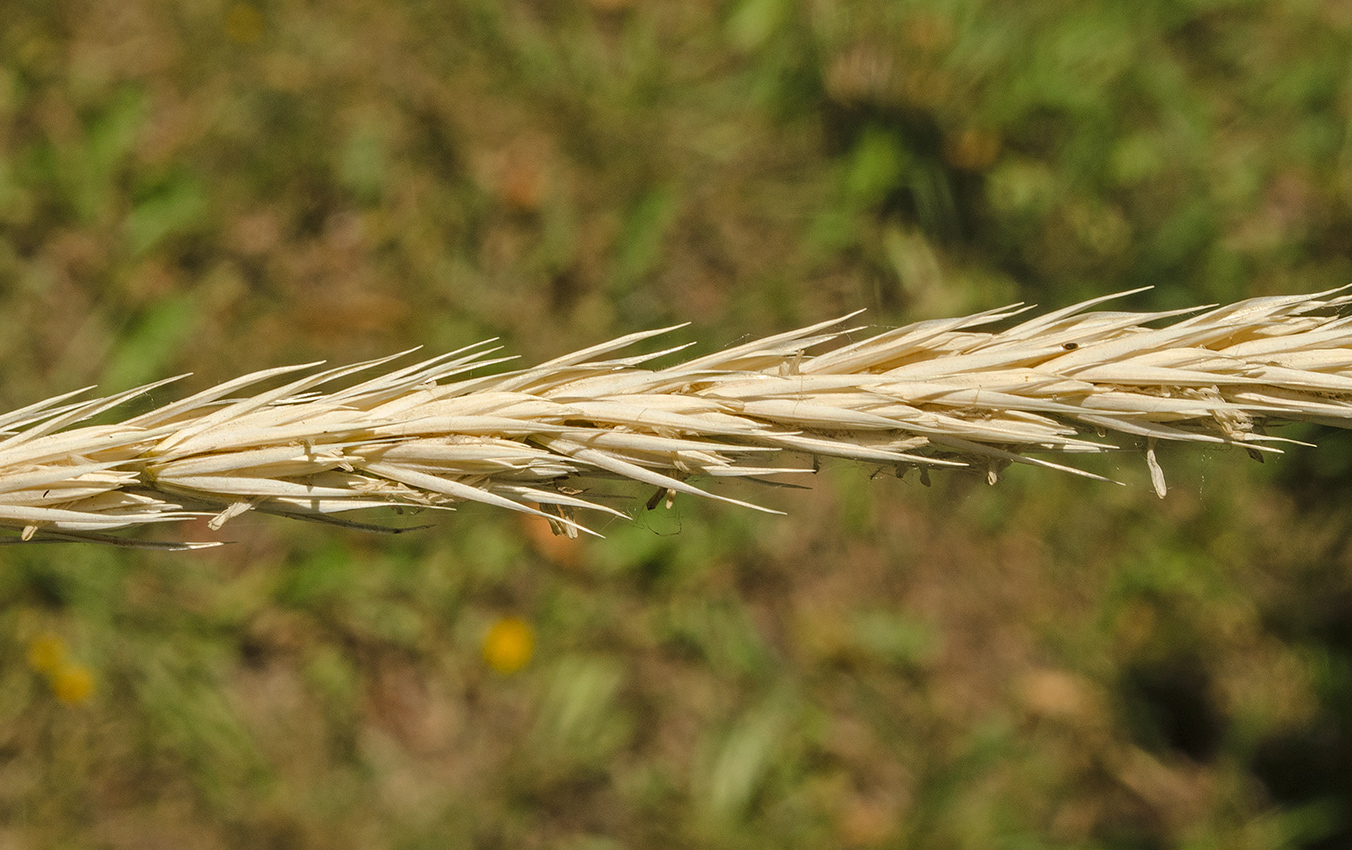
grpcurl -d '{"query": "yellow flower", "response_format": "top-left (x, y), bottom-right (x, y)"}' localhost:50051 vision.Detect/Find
top-left (482, 616), bottom-right (534, 674)
top-left (26, 633), bottom-right (65, 674)
top-left (50, 664), bottom-right (95, 705)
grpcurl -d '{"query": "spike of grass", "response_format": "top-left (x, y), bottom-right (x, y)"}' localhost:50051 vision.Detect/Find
top-left (5, 288), bottom-right (1352, 548)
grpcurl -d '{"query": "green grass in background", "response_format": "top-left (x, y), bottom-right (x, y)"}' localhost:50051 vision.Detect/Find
top-left (4, 1), bottom-right (1352, 847)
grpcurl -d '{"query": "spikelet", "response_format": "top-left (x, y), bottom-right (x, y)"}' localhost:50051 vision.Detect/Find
top-left (4, 287), bottom-right (1352, 548)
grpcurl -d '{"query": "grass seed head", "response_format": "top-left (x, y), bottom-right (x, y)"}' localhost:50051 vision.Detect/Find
top-left (4, 288), bottom-right (1352, 547)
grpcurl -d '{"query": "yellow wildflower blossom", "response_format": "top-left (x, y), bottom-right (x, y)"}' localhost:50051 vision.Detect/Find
top-left (50, 664), bottom-right (95, 705)
top-left (26, 633), bottom-right (65, 674)
top-left (482, 617), bottom-right (534, 674)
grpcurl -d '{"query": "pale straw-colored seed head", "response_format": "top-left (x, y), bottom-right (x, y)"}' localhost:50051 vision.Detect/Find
top-left (4, 287), bottom-right (1351, 548)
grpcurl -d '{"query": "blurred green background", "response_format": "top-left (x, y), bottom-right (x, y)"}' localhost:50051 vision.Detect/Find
top-left (3, 0), bottom-right (1352, 847)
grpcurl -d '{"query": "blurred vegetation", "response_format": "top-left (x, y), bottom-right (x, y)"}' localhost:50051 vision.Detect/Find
top-left (3, 0), bottom-right (1352, 847)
